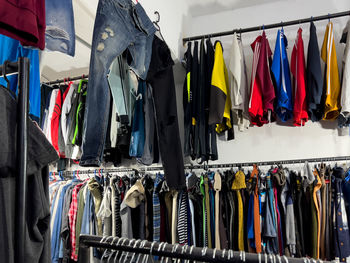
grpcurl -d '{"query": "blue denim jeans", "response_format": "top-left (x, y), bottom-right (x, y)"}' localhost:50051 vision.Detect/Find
top-left (80, 0), bottom-right (156, 166)
top-left (45, 0), bottom-right (75, 56)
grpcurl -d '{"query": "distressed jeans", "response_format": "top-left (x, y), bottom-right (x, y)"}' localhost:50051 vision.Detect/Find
top-left (45, 0), bottom-right (76, 56)
top-left (80, 0), bottom-right (156, 166)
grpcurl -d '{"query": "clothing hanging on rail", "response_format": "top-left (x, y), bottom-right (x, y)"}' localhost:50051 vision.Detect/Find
top-left (271, 29), bottom-right (293, 122)
top-left (339, 19), bottom-right (350, 128)
top-left (249, 30), bottom-right (276, 126)
top-left (321, 22), bottom-right (341, 121)
top-left (291, 28), bottom-right (308, 126)
top-left (0, 86), bottom-right (58, 263)
top-left (0, 0), bottom-right (46, 49)
top-left (51, 160), bottom-right (350, 262)
top-left (0, 34), bottom-right (41, 120)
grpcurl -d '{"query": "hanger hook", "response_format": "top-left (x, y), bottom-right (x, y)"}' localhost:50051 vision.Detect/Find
top-left (328, 13), bottom-right (330, 22)
top-left (154, 11), bottom-right (160, 23)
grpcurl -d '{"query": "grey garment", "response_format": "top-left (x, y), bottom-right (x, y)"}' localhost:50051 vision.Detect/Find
top-left (137, 84), bottom-right (155, 165)
top-left (108, 55), bottom-right (136, 125)
top-left (120, 200), bottom-right (133, 238)
top-left (0, 87), bottom-right (59, 263)
top-left (60, 185), bottom-right (75, 262)
top-left (283, 170), bottom-right (296, 255)
top-left (110, 100), bottom-right (119, 148)
top-left (65, 85), bottom-right (79, 158)
top-left (301, 161), bottom-right (315, 190)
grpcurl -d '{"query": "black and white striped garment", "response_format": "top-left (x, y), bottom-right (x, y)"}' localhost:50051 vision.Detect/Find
top-left (177, 191), bottom-right (189, 245)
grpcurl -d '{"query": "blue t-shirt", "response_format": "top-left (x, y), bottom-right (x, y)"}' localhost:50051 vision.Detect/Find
top-left (271, 29), bottom-right (293, 121)
top-left (0, 34), bottom-right (41, 120)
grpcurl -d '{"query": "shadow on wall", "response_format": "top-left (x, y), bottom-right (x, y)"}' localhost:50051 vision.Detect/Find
top-left (187, 0), bottom-right (287, 18)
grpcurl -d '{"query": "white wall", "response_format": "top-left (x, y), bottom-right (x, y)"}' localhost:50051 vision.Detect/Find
top-left (42, 0), bottom-right (350, 169)
top-left (183, 0), bottom-right (350, 164)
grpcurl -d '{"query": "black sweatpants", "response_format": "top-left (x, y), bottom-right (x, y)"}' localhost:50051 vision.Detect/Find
top-left (146, 36), bottom-right (186, 189)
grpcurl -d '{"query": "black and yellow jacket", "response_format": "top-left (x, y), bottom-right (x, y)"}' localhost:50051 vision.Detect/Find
top-left (208, 41), bottom-right (233, 137)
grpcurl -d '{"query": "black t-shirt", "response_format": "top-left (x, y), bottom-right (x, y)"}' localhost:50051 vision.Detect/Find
top-left (0, 87), bottom-right (58, 263)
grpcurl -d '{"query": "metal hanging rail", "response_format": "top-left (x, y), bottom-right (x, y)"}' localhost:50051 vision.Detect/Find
top-left (56, 155), bottom-right (350, 176)
top-left (43, 74), bottom-right (88, 85)
top-left (182, 10), bottom-right (350, 43)
top-left (0, 58), bottom-right (30, 263)
top-left (78, 234), bottom-right (331, 263)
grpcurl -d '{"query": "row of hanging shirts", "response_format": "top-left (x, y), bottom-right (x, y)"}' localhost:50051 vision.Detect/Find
top-left (49, 160), bottom-right (350, 262)
top-left (183, 19), bottom-right (350, 163)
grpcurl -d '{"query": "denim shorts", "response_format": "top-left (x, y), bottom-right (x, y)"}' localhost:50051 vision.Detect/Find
top-left (80, 0), bottom-right (156, 166)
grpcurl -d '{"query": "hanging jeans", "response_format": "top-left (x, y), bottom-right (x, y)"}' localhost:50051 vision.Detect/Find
top-left (146, 36), bottom-right (186, 189)
top-left (80, 0), bottom-right (156, 166)
top-left (45, 0), bottom-right (76, 56)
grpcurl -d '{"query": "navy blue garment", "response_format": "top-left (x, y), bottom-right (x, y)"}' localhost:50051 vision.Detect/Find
top-left (307, 21), bottom-right (324, 121)
top-left (129, 80), bottom-right (146, 158)
top-left (271, 29), bottom-right (293, 121)
top-left (332, 174), bottom-right (350, 262)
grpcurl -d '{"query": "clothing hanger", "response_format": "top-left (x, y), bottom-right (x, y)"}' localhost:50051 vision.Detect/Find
top-left (153, 11), bottom-right (165, 42)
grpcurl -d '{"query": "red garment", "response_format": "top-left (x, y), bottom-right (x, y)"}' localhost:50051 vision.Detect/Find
top-left (291, 28), bottom-right (308, 126)
top-left (0, 0), bottom-right (46, 49)
top-left (249, 31), bottom-right (275, 126)
top-left (51, 86), bottom-right (70, 156)
top-left (68, 182), bottom-right (84, 261)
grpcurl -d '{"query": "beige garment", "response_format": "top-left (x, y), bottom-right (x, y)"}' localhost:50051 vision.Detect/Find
top-left (171, 191), bottom-right (179, 244)
top-left (124, 179), bottom-right (145, 208)
top-left (214, 172), bottom-right (222, 249)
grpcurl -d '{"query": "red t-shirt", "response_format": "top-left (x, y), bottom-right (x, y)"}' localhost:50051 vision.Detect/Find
top-left (0, 0), bottom-right (46, 49)
top-left (291, 28), bottom-right (308, 126)
top-left (51, 86), bottom-right (70, 155)
top-left (249, 32), bottom-right (275, 126)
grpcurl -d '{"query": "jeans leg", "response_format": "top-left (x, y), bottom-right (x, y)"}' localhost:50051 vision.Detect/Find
top-left (80, 1), bottom-right (132, 166)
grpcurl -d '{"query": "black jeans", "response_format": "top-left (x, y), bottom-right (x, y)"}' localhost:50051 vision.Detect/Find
top-left (146, 36), bottom-right (186, 189)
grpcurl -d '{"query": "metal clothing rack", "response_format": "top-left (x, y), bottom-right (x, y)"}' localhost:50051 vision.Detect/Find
top-left (43, 74), bottom-right (88, 85)
top-left (182, 10), bottom-right (350, 43)
top-left (56, 155), bottom-right (350, 176)
top-left (0, 58), bottom-right (30, 263)
top-left (78, 234), bottom-right (331, 263)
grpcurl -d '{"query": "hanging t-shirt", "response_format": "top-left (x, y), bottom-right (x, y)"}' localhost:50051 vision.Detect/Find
top-left (321, 21), bottom-right (341, 120)
top-left (271, 29), bottom-right (293, 121)
top-left (0, 34), bottom-right (41, 120)
top-left (339, 20), bottom-right (350, 127)
top-left (228, 33), bottom-right (250, 131)
top-left (249, 31), bottom-right (275, 126)
top-left (307, 22), bottom-right (324, 122)
top-left (291, 28), bottom-right (308, 126)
